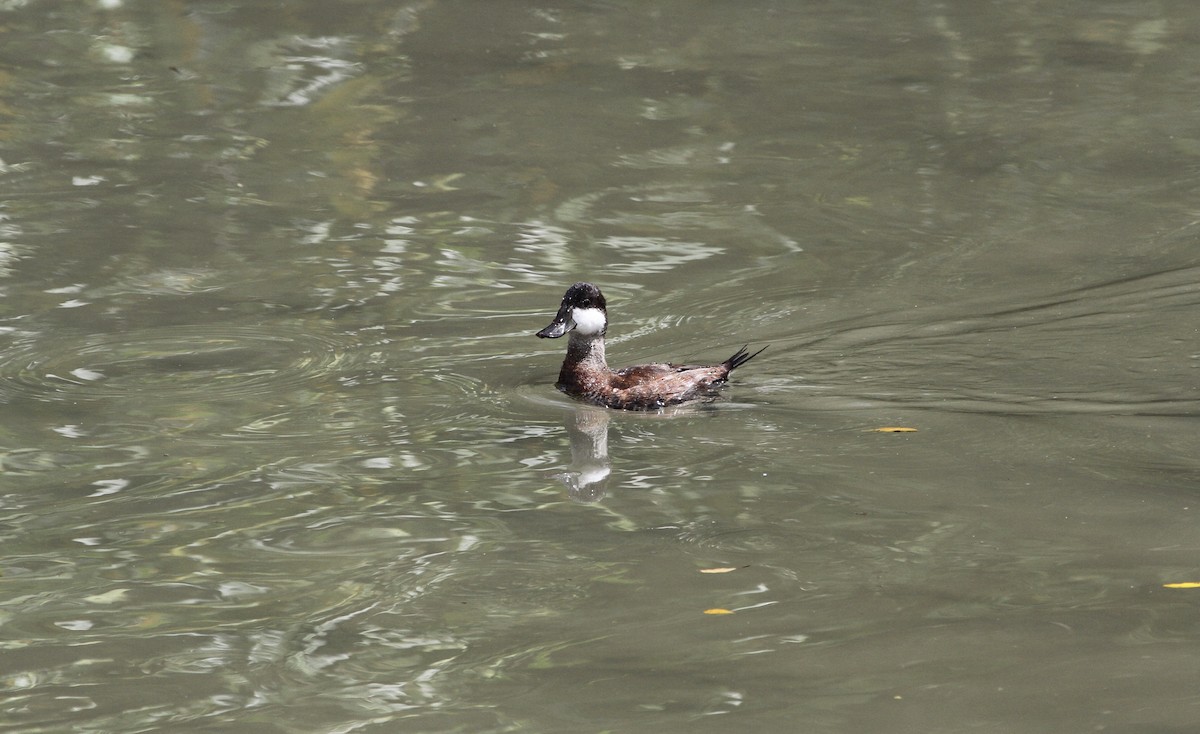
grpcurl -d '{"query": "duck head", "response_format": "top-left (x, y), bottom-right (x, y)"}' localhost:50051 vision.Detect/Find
top-left (536, 282), bottom-right (608, 339)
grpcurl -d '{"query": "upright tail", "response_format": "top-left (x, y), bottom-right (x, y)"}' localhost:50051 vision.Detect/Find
top-left (724, 344), bottom-right (767, 373)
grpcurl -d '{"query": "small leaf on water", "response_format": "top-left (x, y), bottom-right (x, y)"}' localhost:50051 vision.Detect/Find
top-left (703, 608), bottom-right (735, 615)
top-left (870, 427), bottom-right (918, 432)
top-left (699, 567), bottom-right (738, 574)
top-left (1163, 582), bottom-right (1200, 589)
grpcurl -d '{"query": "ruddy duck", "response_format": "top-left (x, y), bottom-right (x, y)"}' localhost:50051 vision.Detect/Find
top-left (535, 282), bottom-right (765, 410)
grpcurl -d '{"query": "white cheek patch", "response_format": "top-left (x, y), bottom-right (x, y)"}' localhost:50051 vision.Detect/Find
top-left (571, 307), bottom-right (607, 336)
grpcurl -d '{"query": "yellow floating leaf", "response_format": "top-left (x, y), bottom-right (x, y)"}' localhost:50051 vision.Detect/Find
top-left (699, 567), bottom-right (738, 574)
top-left (703, 608), bottom-right (735, 615)
top-left (870, 426), bottom-right (918, 433)
top-left (1163, 582), bottom-right (1200, 589)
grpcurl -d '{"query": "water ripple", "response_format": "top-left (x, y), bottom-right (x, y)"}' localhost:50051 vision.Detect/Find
top-left (0, 324), bottom-right (347, 404)
top-left (767, 264), bottom-right (1200, 417)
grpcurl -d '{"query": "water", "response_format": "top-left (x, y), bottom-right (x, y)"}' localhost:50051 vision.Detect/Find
top-left (1, 1), bottom-right (1198, 732)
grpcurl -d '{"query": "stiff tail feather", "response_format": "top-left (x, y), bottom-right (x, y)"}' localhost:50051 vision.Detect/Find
top-left (724, 344), bottom-right (767, 372)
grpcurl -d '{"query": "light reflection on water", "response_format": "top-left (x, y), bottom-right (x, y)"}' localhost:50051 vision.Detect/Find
top-left (0, 0), bottom-right (1198, 732)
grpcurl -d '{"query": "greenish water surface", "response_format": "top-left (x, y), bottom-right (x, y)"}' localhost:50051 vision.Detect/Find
top-left (0, 2), bottom-right (1198, 732)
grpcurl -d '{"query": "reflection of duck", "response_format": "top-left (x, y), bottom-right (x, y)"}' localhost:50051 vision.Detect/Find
top-left (553, 407), bottom-right (611, 503)
top-left (536, 282), bottom-right (765, 410)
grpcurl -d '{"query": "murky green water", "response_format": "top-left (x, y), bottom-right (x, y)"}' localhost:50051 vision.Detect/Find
top-left (1, 1), bottom-right (1198, 732)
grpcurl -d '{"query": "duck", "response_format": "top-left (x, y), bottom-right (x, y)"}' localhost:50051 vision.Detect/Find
top-left (535, 282), bottom-right (765, 410)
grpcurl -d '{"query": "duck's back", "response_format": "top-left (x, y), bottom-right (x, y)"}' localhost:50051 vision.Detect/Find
top-left (598, 362), bottom-right (731, 409)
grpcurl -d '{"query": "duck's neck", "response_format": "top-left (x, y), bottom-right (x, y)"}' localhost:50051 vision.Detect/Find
top-left (562, 332), bottom-right (609, 375)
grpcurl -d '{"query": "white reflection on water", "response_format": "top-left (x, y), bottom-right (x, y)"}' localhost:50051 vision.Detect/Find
top-left (598, 235), bottom-right (723, 274)
top-left (258, 37), bottom-right (364, 107)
